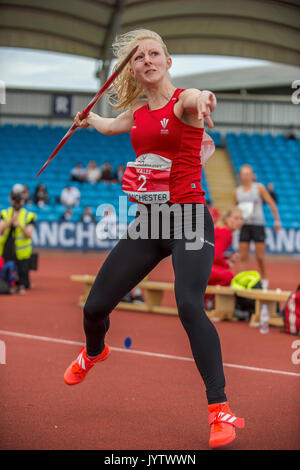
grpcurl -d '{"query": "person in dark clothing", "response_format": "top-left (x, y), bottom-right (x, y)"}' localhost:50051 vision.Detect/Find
top-left (33, 184), bottom-right (49, 207)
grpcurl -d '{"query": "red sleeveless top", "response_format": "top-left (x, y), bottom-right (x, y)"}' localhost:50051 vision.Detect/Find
top-left (130, 88), bottom-right (206, 204)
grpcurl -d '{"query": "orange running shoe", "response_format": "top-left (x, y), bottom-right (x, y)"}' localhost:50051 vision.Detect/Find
top-left (208, 402), bottom-right (244, 449)
top-left (64, 345), bottom-right (110, 385)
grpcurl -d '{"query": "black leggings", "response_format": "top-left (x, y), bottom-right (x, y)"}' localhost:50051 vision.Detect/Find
top-left (83, 204), bottom-right (227, 404)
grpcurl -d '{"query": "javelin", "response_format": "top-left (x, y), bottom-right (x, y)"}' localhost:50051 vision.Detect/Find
top-left (36, 45), bottom-right (138, 178)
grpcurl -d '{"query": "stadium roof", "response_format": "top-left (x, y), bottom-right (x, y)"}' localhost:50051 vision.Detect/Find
top-left (172, 63), bottom-right (300, 93)
top-left (1, 0), bottom-right (300, 70)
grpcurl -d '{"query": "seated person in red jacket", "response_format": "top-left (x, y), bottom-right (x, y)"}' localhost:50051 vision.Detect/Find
top-left (208, 207), bottom-right (243, 286)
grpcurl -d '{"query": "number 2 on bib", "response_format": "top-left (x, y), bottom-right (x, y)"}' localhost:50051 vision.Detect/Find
top-left (137, 174), bottom-right (147, 191)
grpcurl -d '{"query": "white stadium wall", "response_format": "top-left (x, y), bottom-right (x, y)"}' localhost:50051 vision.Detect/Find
top-left (1, 88), bottom-right (299, 135)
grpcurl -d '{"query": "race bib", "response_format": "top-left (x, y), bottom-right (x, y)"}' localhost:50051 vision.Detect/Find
top-left (238, 202), bottom-right (254, 220)
top-left (122, 154), bottom-right (172, 204)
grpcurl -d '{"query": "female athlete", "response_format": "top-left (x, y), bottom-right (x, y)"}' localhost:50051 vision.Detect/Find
top-left (63, 29), bottom-right (244, 449)
top-left (234, 164), bottom-right (281, 288)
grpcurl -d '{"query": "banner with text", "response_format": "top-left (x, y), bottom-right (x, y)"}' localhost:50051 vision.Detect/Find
top-left (31, 221), bottom-right (300, 255)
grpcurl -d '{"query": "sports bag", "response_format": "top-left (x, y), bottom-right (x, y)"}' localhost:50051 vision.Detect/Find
top-left (282, 285), bottom-right (300, 335)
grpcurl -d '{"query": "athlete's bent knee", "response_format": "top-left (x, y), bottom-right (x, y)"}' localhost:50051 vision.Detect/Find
top-left (177, 296), bottom-right (205, 326)
top-left (84, 296), bottom-right (112, 320)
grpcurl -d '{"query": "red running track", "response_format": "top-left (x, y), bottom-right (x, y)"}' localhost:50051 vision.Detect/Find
top-left (0, 251), bottom-right (299, 450)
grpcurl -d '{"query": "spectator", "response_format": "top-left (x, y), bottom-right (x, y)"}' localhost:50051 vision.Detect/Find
top-left (86, 160), bottom-right (101, 184)
top-left (60, 185), bottom-right (81, 208)
top-left (206, 199), bottom-right (222, 225)
top-left (0, 255), bottom-right (18, 294)
top-left (70, 163), bottom-right (86, 183)
top-left (96, 206), bottom-right (117, 240)
top-left (100, 162), bottom-right (114, 182)
top-left (80, 207), bottom-right (96, 223)
top-left (0, 188), bottom-right (36, 293)
top-left (233, 164), bottom-right (281, 289)
top-left (266, 182), bottom-right (278, 204)
top-left (286, 124), bottom-right (298, 140)
top-left (60, 208), bottom-right (73, 221)
top-left (33, 184), bottom-right (49, 207)
top-left (22, 185), bottom-right (33, 206)
top-left (12, 183), bottom-right (24, 194)
top-left (11, 184), bottom-right (33, 206)
top-left (208, 207), bottom-right (243, 287)
top-left (115, 164), bottom-right (125, 183)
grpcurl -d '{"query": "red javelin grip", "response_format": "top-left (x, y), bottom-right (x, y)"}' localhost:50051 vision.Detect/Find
top-left (35, 45), bottom-right (138, 178)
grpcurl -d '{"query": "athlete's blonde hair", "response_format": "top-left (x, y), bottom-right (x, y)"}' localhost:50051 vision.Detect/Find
top-left (217, 206), bottom-right (243, 227)
top-left (108, 29), bottom-right (170, 111)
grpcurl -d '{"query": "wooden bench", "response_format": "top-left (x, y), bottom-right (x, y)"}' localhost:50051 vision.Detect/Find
top-left (235, 288), bottom-right (290, 327)
top-left (71, 275), bottom-right (95, 308)
top-left (127, 281), bottom-right (236, 319)
top-left (71, 275), bottom-right (236, 320)
top-left (70, 275), bottom-right (289, 327)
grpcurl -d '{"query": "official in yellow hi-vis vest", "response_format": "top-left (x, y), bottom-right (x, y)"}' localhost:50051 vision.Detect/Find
top-left (0, 189), bottom-right (36, 293)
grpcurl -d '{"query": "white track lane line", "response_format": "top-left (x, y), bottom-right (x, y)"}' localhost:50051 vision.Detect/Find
top-left (0, 329), bottom-right (299, 378)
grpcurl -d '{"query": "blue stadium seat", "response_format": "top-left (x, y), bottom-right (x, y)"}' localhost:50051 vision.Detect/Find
top-left (2, 125), bottom-right (298, 227)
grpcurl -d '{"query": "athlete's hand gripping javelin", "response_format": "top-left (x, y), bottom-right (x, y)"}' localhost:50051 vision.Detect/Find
top-left (74, 111), bottom-right (94, 128)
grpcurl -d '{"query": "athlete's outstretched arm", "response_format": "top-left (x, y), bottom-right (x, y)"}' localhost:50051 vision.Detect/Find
top-left (178, 88), bottom-right (217, 128)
